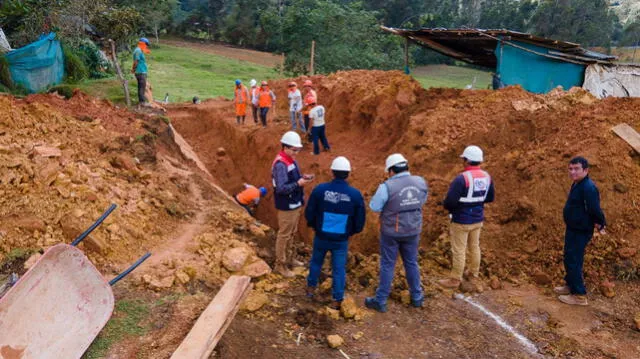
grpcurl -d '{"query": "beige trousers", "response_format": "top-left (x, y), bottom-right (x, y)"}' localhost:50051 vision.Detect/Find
top-left (275, 207), bottom-right (302, 267)
top-left (449, 222), bottom-right (483, 280)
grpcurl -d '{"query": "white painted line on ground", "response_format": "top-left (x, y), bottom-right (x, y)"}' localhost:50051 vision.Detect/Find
top-left (455, 294), bottom-right (540, 357)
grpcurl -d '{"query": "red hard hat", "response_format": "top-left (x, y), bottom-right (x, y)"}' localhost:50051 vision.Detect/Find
top-left (303, 80), bottom-right (313, 87)
top-left (261, 81), bottom-right (268, 86)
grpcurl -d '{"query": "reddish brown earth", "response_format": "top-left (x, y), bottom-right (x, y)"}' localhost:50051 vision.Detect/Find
top-left (1, 69), bottom-right (639, 358)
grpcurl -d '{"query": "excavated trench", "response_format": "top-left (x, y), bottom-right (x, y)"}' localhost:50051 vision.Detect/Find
top-left (168, 70), bottom-right (640, 286)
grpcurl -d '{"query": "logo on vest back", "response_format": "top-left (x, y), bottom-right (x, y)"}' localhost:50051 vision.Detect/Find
top-left (474, 178), bottom-right (488, 191)
top-left (398, 186), bottom-right (422, 206)
top-left (324, 191), bottom-right (351, 204)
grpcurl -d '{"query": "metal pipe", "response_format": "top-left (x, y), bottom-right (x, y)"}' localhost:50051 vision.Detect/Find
top-left (108, 252), bottom-right (151, 286)
top-left (71, 204), bottom-right (117, 246)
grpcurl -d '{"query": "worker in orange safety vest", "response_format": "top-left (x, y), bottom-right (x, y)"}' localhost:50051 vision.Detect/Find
top-left (258, 81), bottom-right (276, 127)
top-left (234, 79), bottom-right (250, 125)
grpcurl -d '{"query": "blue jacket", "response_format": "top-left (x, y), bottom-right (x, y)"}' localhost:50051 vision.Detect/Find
top-left (563, 176), bottom-right (606, 232)
top-left (443, 169), bottom-right (495, 224)
top-left (305, 179), bottom-right (366, 241)
top-left (272, 152), bottom-right (304, 211)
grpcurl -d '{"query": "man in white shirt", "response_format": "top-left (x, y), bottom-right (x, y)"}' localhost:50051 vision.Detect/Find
top-left (308, 102), bottom-right (330, 155)
top-left (288, 82), bottom-right (305, 132)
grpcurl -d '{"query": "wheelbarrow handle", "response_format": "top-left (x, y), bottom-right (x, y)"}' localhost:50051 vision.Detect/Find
top-left (71, 204), bottom-right (117, 246)
top-left (109, 252), bottom-right (151, 286)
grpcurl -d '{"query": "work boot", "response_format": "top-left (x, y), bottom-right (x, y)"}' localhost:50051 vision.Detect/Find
top-left (275, 265), bottom-right (294, 278)
top-left (558, 294), bottom-right (588, 306)
top-left (306, 286), bottom-right (316, 300)
top-left (437, 278), bottom-right (461, 289)
top-left (329, 300), bottom-right (342, 310)
top-left (410, 296), bottom-right (424, 308)
top-left (364, 297), bottom-right (387, 313)
top-left (553, 285), bottom-right (571, 295)
top-left (469, 276), bottom-right (483, 292)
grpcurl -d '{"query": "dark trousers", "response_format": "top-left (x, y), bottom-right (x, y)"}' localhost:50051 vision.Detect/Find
top-left (304, 114), bottom-right (310, 132)
top-left (375, 234), bottom-right (423, 304)
top-left (135, 73), bottom-right (147, 104)
top-left (259, 107), bottom-right (269, 127)
top-left (563, 228), bottom-right (593, 295)
top-left (307, 237), bottom-right (348, 302)
top-left (311, 125), bottom-right (330, 154)
top-left (251, 105), bottom-right (258, 123)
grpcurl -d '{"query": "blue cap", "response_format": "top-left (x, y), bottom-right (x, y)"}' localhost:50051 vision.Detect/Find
top-left (259, 187), bottom-right (267, 196)
top-left (235, 79), bottom-right (241, 85)
top-left (140, 37), bottom-right (150, 45)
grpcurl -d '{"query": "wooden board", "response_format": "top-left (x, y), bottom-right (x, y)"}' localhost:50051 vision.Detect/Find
top-left (170, 275), bottom-right (252, 359)
top-left (612, 123), bottom-right (640, 154)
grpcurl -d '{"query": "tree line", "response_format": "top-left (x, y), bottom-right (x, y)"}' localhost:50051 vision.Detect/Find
top-left (2, 0), bottom-right (640, 75)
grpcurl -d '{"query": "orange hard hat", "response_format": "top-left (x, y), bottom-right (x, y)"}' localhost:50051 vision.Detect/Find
top-left (261, 81), bottom-right (268, 86)
top-left (303, 80), bottom-right (313, 87)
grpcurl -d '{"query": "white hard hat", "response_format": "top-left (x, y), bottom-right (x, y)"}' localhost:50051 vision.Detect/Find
top-left (280, 131), bottom-right (303, 148)
top-left (460, 145), bottom-right (483, 162)
top-left (250, 79), bottom-right (257, 87)
top-left (385, 153), bottom-right (408, 172)
top-left (330, 156), bottom-right (351, 172)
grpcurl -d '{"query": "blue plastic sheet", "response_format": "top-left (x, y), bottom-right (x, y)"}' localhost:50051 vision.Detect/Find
top-left (5, 33), bottom-right (64, 93)
top-left (495, 40), bottom-right (586, 94)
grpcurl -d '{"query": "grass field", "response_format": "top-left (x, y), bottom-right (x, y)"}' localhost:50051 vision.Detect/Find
top-left (411, 64), bottom-right (492, 89)
top-left (76, 42), bottom-right (281, 103)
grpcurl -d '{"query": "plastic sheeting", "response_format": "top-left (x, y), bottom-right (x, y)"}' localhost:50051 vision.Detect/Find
top-left (495, 40), bottom-right (586, 94)
top-left (4, 33), bottom-right (64, 93)
top-left (0, 28), bottom-right (11, 53)
top-left (583, 63), bottom-right (640, 99)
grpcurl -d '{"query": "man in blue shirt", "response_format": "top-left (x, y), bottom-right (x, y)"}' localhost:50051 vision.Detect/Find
top-left (305, 156), bottom-right (366, 309)
top-left (131, 38), bottom-right (150, 104)
top-left (554, 156), bottom-right (606, 306)
top-left (365, 154), bottom-right (428, 313)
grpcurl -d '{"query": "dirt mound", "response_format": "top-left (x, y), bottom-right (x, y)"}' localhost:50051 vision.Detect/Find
top-left (0, 92), bottom-right (198, 270)
top-left (169, 70), bottom-right (640, 288)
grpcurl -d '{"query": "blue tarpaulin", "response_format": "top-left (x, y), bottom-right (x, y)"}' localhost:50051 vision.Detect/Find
top-left (4, 33), bottom-right (64, 93)
top-left (495, 40), bottom-right (586, 94)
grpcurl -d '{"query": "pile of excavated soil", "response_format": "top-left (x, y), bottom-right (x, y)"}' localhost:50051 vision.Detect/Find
top-left (0, 92), bottom-right (198, 271)
top-left (168, 70), bottom-right (640, 288)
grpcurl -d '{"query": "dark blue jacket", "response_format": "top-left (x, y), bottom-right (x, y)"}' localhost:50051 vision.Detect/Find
top-left (563, 176), bottom-right (606, 232)
top-left (443, 172), bottom-right (495, 224)
top-left (305, 179), bottom-right (366, 241)
top-left (272, 158), bottom-right (304, 211)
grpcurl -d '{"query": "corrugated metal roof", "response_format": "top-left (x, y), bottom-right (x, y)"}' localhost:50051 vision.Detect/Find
top-left (381, 27), bottom-right (617, 68)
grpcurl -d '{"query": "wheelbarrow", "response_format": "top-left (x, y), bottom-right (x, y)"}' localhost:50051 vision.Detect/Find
top-left (0, 204), bottom-right (151, 359)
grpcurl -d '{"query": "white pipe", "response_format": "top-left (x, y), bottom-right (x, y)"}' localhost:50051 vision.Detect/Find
top-left (455, 294), bottom-right (540, 357)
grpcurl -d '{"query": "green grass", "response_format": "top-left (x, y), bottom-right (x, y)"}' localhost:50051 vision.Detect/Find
top-left (76, 43), bottom-right (281, 103)
top-left (411, 64), bottom-right (492, 90)
top-left (82, 299), bottom-right (151, 359)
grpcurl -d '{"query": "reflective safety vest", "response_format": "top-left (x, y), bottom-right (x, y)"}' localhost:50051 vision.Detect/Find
top-left (259, 87), bottom-right (273, 107)
top-left (235, 85), bottom-right (248, 104)
top-left (459, 169), bottom-right (491, 204)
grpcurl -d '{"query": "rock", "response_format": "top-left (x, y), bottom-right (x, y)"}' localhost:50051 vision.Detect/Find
top-left (242, 259), bottom-right (271, 278)
top-left (599, 281), bottom-right (615, 298)
top-left (175, 270), bottom-right (191, 285)
top-left (340, 296), bottom-right (357, 319)
top-left (222, 246), bottom-right (251, 272)
top-left (532, 271), bottom-right (552, 285)
top-left (400, 290), bottom-right (411, 305)
top-left (248, 224), bottom-right (266, 238)
top-left (613, 183), bottom-right (628, 193)
top-left (256, 247), bottom-right (273, 260)
top-left (634, 313), bottom-right (640, 331)
top-left (617, 247), bottom-right (637, 259)
top-left (352, 331), bottom-right (364, 340)
top-left (84, 236), bottom-right (107, 254)
top-left (24, 253), bottom-right (42, 269)
top-left (33, 146), bottom-right (62, 157)
top-left (326, 334), bottom-right (344, 348)
top-left (110, 154), bottom-right (137, 171)
top-left (523, 241), bottom-right (538, 254)
top-left (489, 276), bottom-right (502, 290)
top-left (216, 147), bottom-right (226, 156)
top-left (241, 291), bottom-right (269, 312)
top-left (14, 215), bottom-right (46, 232)
top-left (320, 278), bottom-right (332, 292)
top-left (59, 214), bottom-right (84, 239)
top-left (459, 281), bottom-right (475, 293)
top-left (148, 275), bottom-right (175, 291)
top-left (326, 307), bottom-right (340, 320)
